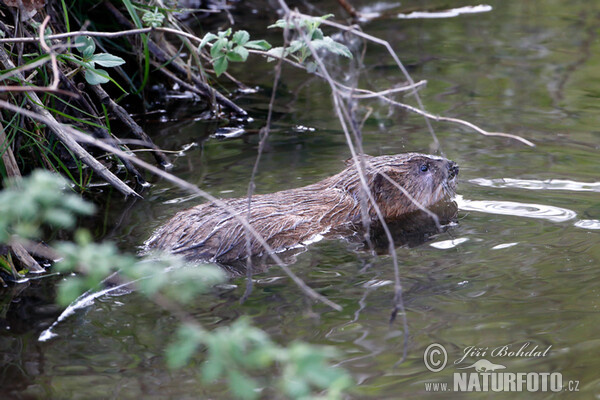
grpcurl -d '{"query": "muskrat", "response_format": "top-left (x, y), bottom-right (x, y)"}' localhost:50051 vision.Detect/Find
top-left (144, 153), bottom-right (458, 263)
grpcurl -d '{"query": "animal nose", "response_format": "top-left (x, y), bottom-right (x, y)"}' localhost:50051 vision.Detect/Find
top-left (448, 161), bottom-right (459, 179)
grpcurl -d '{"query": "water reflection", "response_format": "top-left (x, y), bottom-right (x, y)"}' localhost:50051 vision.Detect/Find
top-left (574, 219), bottom-right (600, 230)
top-left (396, 4), bottom-right (493, 19)
top-left (470, 178), bottom-right (600, 192)
top-left (455, 194), bottom-right (577, 223)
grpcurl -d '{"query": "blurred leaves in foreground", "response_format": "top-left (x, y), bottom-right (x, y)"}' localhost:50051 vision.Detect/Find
top-left (0, 170), bottom-right (352, 399)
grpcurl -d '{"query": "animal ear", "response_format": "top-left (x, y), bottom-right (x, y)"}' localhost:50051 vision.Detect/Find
top-left (370, 172), bottom-right (389, 197)
top-left (344, 154), bottom-right (374, 166)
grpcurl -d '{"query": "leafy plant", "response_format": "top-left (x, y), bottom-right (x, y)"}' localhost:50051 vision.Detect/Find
top-left (0, 170), bottom-right (94, 243)
top-left (167, 318), bottom-right (352, 400)
top-left (0, 171), bottom-right (352, 399)
top-left (267, 14), bottom-right (352, 73)
top-left (66, 35), bottom-right (126, 85)
top-left (142, 7), bottom-right (165, 28)
top-left (199, 29), bottom-right (272, 76)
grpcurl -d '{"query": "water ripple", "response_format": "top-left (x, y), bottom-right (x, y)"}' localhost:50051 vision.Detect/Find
top-left (455, 195), bottom-right (577, 223)
top-left (470, 178), bottom-right (600, 192)
top-left (397, 4), bottom-right (492, 19)
top-left (574, 219), bottom-right (600, 230)
top-left (430, 238), bottom-right (469, 249)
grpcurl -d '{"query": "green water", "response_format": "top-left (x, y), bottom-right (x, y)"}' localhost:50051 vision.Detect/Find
top-left (2, 1), bottom-right (600, 398)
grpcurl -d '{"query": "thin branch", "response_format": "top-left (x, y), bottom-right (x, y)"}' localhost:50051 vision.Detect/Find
top-left (89, 84), bottom-right (172, 168)
top-left (377, 96), bottom-right (536, 147)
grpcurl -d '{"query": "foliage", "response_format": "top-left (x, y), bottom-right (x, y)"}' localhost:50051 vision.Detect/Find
top-left (167, 318), bottom-right (352, 400)
top-left (199, 29), bottom-right (272, 76)
top-left (0, 170), bottom-right (94, 242)
top-left (267, 14), bottom-right (352, 73)
top-left (66, 35), bottom-right (126, 85)
top-left (142, 7), bottom-right (165, 28)
top-left (0, 171), bottom-right (352, 399)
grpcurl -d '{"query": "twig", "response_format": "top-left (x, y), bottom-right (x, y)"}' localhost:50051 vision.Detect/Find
top-left (55, 69), bottom-right (147, 183)
top-left (314, 15), bottom-right (441, 151)
top-left (102, 2), bottom-right (246, 115)
top-left (89, 84), bottom-right (172, 168)
top-left (0, 16), bottom-right (77, 97)
top-left (0, 121), bottom-right (21, 178)
top-left (377, 96), bottom-right (535, 147)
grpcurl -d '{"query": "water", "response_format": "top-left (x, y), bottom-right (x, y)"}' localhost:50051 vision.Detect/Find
top-left (2, 0), bottom-right (600, 398)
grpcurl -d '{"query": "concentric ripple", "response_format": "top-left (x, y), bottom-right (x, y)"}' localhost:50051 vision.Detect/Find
top-left (455, 195), bottom-right (577, 222)
top-left (470, 178), bottom-right (600, 192)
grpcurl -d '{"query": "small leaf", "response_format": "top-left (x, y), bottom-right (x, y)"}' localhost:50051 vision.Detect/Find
top-left (74, 35), bottom-right (95, 58)
top-left (198, 32), bottom-right (217, 50)
top-left (210, 37), bottom-right (227, 58)
top-left (311, 37), bottom-right (353, 59)
top-left (213, 56), bottom-right (228, 76)
top-left (84, 68), bottom-right (110, 85)
top-left (268, 19), bottom-right (291, 29)
top-left (166, 324), bottom-right (203, 369)
top-left (244, 40), bottom-right (271, 50)
top-left (232, 30), bottom-right (249, 46)
top-left (90, 53), bottom-right (125, 67)
top-left (312, 27), bottom-right (324, 40)
top-left (306, 61), bottom-right (318, 73)
top-left (228, 369), bottom-right (259, 400)
top-left (265, 47), bottom-right (285, 62)
top-left (288, 40), bottom-right (304, 54)
top-left (227, 46), bottom-right (248, 62)
top-left (142, 8), bottom-right (164, 28)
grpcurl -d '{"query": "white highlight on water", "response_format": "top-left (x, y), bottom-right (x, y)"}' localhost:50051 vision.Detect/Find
top-left (397, 5), bottom-right (492, 19)
top-left (455, 195), bottom-right (577, 223)
top-left (430, 237), bottom-right (469, 249)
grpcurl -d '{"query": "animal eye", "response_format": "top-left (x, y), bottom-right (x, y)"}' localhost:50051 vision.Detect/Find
top-left (420, 164), bottom-right (429, 172)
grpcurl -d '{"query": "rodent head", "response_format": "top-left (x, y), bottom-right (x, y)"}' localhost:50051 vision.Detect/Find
top-left (365, 153), bottom-right (458, 219)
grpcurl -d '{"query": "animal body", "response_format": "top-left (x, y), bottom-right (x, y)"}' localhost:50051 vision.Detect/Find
top-left (144, 153), bottom-right (458, 263)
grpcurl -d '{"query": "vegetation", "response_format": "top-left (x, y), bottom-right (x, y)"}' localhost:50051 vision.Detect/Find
top-left (1, 170), bottom-right (352, 399)
top-left (0, 1), bottom-right (359, 398)
top-left (0, 1), bottom-right (533, 398)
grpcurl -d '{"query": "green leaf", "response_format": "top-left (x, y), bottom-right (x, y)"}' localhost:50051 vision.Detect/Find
top-left (166, 324), bottom-right (203, 369)
top-left (210, 37), bottom-right (227, 58)
top-left (74, 35), bottom-right (95, 58)
top-left (213, 56), bottom-right (228, 76)
top-left (90, 53), bottom-right (125, 68)
top-left (227, 46), bottom-right (248, 62)
top-left (312, 27), bottom-right (324, 40)
top-left (311, 37), bottom-right (353, 58)
top-left (306, 61), bottom-right (318, 73)
top-left (84, 68), bottom-right (110, 85)
top-left (244, 40), bottom-right (271, 50)
top-left (142, 8), bottom-right (165, 28)
top-left (232, 30), bottom-right (249, 46)
top-left (265, 47), bottom-right (286, 62)
top-left (227, 369), bottom-right (259, 400)
top-left (199, 32), bottom-right (218, 50)
top-left (288, 40), bottom-right (304, 54)
top-left (268, 19), bottom-right (291, 29)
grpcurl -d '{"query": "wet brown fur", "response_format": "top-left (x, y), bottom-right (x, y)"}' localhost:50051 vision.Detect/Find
top-left (144, 153), bottom-right (458, 263)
